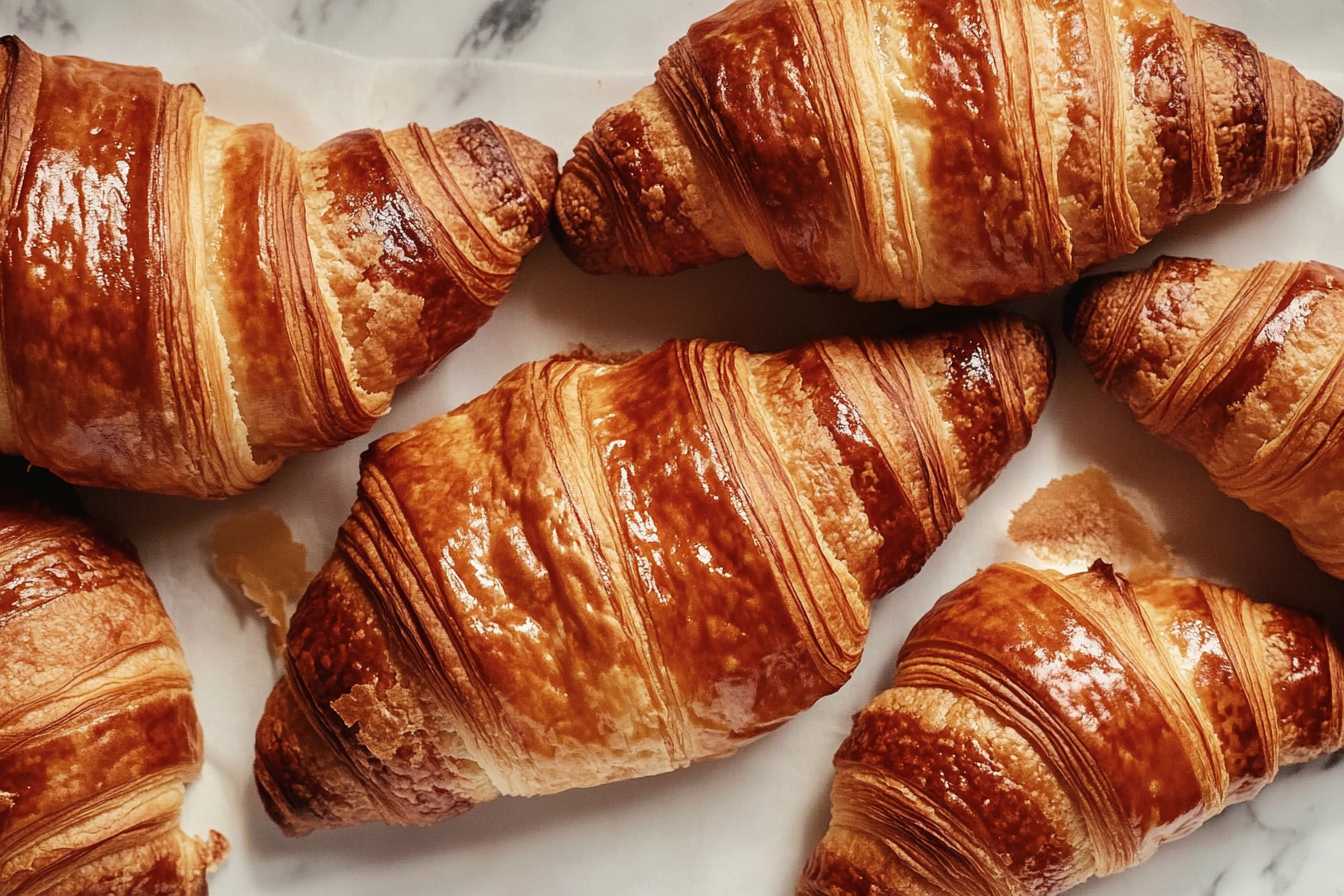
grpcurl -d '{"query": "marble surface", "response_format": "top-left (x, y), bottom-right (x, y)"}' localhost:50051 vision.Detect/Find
top-left (2, 1), bottom-right (1344, 894)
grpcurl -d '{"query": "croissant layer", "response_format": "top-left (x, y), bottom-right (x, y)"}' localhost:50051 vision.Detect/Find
top-left (0, 37), bottom-right (556, 497)
top-left (800, 563), bottom-right (1344, 895)
top-left (254, 315), bottom-right (1053, 835)
top-left (1070, 257), bottom-right (1344, 579)
top-left (0, 461), bottom-right (224, 895)
top-left (554, 0), bottom-right (1341, 305)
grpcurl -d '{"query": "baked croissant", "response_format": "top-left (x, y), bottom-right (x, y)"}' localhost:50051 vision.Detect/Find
top-left (0, 36), bottom-right (556, 498)
top-left (1070, 257), bottom-right (1344, 579)
top-left (0, 460), bottom-right (224, 895)
top-left (554, 0), bottom-right (1342, 306)
top-left (801, 562), bottom-right (1344, 896)
top-left (254, 314), bottom-right (1053, 835)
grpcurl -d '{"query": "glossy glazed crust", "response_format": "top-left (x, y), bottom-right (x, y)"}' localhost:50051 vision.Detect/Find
top-left (799, 562), bottom-right (1344, 895)
top-left (553, 0), bottom-right (1342, 305)
top-left (254, 315), bottom-right (1054, 835)
top-left (1070, 257), bottom-right (1344, 579)
top-left (0, 461), bottom-right (224, 895)
top-left (0, 36), bottom-right (557, 497)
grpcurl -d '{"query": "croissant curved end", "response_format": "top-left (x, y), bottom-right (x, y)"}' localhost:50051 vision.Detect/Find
top-left (553, 138), bottom-right (630, 275)
top-left (1062, 270), bottom-right (1120, 346)
top-left (964, 314), bottom-right (1054, 497)
top-left (254, 677), bottom-right (386, 838)
top-left (952, 312), bottom-right (1055, 431)
top-left (253, 681), bottom-right (320, 837)
top-left (254, 554), bottom-right (498, 836)
top-left (1020, 317), bottom-right (1056, 423)
top-left (552, 88), bottom-right (735, 278)
top-left (255, 707), bottom-right (488, 839)
top-left (496, 123), bottom-right (561, 220)
top-left (1304, 78), bottom-right (1344, 172)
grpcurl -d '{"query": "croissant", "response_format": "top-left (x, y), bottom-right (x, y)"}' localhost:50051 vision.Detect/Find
top-left (253, 314), bottom-right (1053, 835)
top-left (1069, 257), bottom-right (1344, 579)
top-left (800, 561), bottom-right (1344, 895)
top-left (0, 460), bottom-right (224, 894)
top-left (554, 0), bottom-right (1342, 306)
top-left (0, 36), bottom-right (556, 498)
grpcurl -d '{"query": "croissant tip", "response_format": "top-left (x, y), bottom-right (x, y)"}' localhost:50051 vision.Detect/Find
top-left (988, 313), bottom-right (1055, 428)
top-left (254, 764), bottom-right (314, 838)
top-left (1063, 272), bottom-right (1119, 344)
top-left (252, 679), bottom-right (330, 838)
top-left (495, 122), bottom-right (560, 213)
top-left (1026, 316), bottom-right (1056, 408)
top-left (1305, 78), bottom-right (1344, 172)
top-left (552, 157), bottom-right (629, 275)
top-left (1018, 318), bottom-right (1055, 435)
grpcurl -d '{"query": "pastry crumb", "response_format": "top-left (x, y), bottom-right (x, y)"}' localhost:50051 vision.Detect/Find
top-left (203, 830), bottom-right (230, 869)
top-left (211, 510), bottom-right (311, 656)
top-left (560, 342), bottom-right (643, 365)
top-left (1009, 467), bottom-right (1174, 581)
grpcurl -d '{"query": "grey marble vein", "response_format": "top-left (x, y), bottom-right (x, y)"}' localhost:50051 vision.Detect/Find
top-left (7, 0), bottom-right (76, 37)
top-left (284, 0), bottom-right (368, 37)
top-left (456, 0), bottom-right (546, 58)
top-left (1244, 797), bottom-right (1312, 894)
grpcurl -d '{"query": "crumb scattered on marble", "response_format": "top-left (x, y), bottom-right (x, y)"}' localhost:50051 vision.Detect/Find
top-left (1009, 467), bottom-right (1174, 581)
top-left (211, 509), bottom-right (311, 656)
top-left (203, 830), bottom-right (230, 869)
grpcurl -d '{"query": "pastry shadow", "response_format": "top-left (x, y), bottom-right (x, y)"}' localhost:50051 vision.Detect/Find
top-left (1077, 179), bottom-right (1328, 285)
top-left (237, 718), bottom-right (822, 883)
top-left (510, 238), bottom-right (933, 353)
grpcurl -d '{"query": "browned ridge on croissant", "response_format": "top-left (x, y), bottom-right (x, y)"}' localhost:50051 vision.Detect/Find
top-left (0, 460), bottom-right (224, 895)
top-left (554, 0), bottom-right (1342, 306)
top-left (1069, 256), bottom-right (1344, 580)
top-left (253, 314), bottom-right (1053, 836)
top-left (801, 562), bottom-right (1344, 895)
top-left (0, 36), bottom-right (557, 498)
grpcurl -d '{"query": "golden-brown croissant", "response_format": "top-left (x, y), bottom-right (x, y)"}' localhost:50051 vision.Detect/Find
top-left (1070, 257), bottom-right (1344, 578)
top-left (554, 0), bottom-right (1341, 306)
top-left (801, 562), bottom-right (1344, 895)
top-left (0, 36), bottom-right (556, 498)
top-left (0, 460), bottom-right (224, 895)
top-left (253, 314), bottom-right (1053, 835)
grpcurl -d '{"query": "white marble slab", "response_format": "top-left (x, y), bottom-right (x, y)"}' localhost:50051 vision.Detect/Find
top-left (2, 1), bottom-right (1343, 894)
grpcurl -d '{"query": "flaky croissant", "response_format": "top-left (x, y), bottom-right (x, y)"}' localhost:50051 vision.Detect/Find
top-left (0, 461), bottom-right (224, 895)
top-left (0, 36), bottom-right (556, 498)
top-left (1070, 257), bottom-right (1344, 579)
top-left (253, 314), bottom-right (1053, 835)
top-left (801, 562), bottom-right (1344, 896)
top-left (555, 0), bottom-right (1342, 306)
